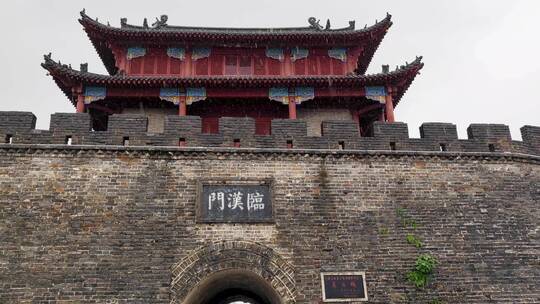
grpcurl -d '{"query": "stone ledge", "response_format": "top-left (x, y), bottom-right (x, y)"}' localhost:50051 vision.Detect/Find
top-left (1, 143), bottom-right (539, 163)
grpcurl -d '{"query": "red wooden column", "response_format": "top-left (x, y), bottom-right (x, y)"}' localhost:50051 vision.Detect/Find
top-left (76, 95), bottom-right (85, 113)
top-left (385, 86), bottom-right (395, 122)
top-left (73, 85), bottom-right (85, 113)
top-left (288, 96), bottom-right (297, 119)
top-left (178, 96), bottom-right (187, 116)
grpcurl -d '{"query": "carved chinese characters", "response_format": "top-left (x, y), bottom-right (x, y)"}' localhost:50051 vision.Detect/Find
top-left (199, 181), bottom-right (273, 223)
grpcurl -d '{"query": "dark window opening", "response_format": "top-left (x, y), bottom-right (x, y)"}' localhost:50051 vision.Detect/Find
top-left (390, 142), bottom-right (396, 151)
top-left (233, 139), bottom-right (241, 147)
top-left (123, 137), bottom-right (130, 146)
top-left (5, 134), bottom-right (13, 144)
top-left (179, 138), bottom-right (186, 147)
top-left (488, 144), bottom-right (496, 152)
top-left (439, 143), bottom-right (447, 152)
top-left (65, 136), bottom-right (72, 145)
top-left (338, 141), bottom-right (345, 150)
top-left (359, 116), bottom-right (375, 137)
top-left (90, 110), bottom-right (109, 131)
top-left (286, 140), bottom-right (293, 149)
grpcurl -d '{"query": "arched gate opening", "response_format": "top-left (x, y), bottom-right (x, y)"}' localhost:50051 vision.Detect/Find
top-left (170, 241), bottom-right (295, 304)
top-left (182, 269), bottom-right (281, 304)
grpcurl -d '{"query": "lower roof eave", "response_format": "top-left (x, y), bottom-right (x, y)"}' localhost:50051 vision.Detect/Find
top-left (42, 55), bottom-right (423, 107)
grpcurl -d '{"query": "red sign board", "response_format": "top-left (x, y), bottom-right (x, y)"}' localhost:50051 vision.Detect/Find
top-left (321, 272), bottom-right (368, 302)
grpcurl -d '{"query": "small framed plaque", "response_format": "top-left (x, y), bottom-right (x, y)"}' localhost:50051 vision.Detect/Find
top-left (197, 179), bottom-right (274, 223)
top-left (321, 272), bottom-right (368, 302)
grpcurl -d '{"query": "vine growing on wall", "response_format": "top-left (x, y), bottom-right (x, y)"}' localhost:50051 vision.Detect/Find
top-left (395, 207), bottom-right (443, 303)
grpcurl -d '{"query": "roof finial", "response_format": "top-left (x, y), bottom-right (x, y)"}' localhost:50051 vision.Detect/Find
top-left (120, 18), bottom-right (127, 27)
top-left (308, 17), bottom-right (323, 30)
top-left (152, 15), bottom-right (168, 28)
top-left (143, 18), bottom-right (149, 28)
top-left (44, 53), bottom-right (52, 63)
top-left (80, 63), bottom-right (88, 73)
top-left (325, 19), bottom-right (331, 30)
top-left (348, 20), bottom-right (355, 30)
top-left (81, 8), bottom-right (86, 15)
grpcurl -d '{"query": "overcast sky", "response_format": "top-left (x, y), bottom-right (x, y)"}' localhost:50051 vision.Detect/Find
top-left (0, 0), bottom-right (538, 139)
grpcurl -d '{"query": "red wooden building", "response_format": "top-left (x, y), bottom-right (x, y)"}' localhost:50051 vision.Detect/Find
top-left (42, 10), bottom-right (423, 136)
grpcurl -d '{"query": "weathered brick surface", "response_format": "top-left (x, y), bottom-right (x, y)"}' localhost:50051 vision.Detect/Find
top-left (0, 112), bottom-right (538, 156)
top-left (0, 111), bottom-right (36, 132)
top-left (0, 145), bottom-right (538, 303)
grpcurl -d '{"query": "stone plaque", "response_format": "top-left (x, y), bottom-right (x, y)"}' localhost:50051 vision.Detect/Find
top-left (198, 180), bottom-right (273, 223)
top-left (321, 272), bottom-right (368, 302)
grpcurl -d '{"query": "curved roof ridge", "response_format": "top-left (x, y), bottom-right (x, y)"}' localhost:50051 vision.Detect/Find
top-left (79, 9), bottom-right (391, 35)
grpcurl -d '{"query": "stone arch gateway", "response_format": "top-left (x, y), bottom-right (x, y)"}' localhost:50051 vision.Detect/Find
top-left (170, 241), bottom-right (296, 304)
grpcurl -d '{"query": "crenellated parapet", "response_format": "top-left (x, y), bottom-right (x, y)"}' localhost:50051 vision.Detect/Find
top-left (0, 111), bottom-right (538, 156)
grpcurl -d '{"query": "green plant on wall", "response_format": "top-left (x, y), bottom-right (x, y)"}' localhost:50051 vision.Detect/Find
top-left (396, 206), bottom-right (440, 302)
top-left (406, 234), bottom-right (423, 248)
top-left (406, 254), bottom-right (437, 288)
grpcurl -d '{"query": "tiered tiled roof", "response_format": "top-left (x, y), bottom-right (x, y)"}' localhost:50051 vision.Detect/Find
top-left (79, 10), bottom-right (392, 75)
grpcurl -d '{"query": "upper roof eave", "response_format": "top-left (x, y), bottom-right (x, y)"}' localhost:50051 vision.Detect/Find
top-left (79, 11), bottom-right (392, 76)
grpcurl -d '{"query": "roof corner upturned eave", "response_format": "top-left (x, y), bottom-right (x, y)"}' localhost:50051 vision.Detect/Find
top-left (79, 10), bottom-right (118, 76)
top-left (355, 13), bottom-right (392, 75)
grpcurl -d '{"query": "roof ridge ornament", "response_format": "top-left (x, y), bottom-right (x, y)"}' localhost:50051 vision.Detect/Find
top-left (152, 15), bottom-right (168, 28)
top-left (44, 52), bottom-right (52, 63)
top-left (308, 17), bottom-right (323, 30)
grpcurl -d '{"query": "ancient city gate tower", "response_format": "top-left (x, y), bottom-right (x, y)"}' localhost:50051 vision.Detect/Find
top-left (0, 10), bottom-right (539, 304)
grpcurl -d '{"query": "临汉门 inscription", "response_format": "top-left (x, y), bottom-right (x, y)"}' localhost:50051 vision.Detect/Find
top-left (199, 182), bottom-right (272, 222)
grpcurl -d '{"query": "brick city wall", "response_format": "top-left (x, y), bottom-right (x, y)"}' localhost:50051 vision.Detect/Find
top-left (0, 111), bottom-right (539, 303)
top-left (0, 111), bottom-right (539, 155)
